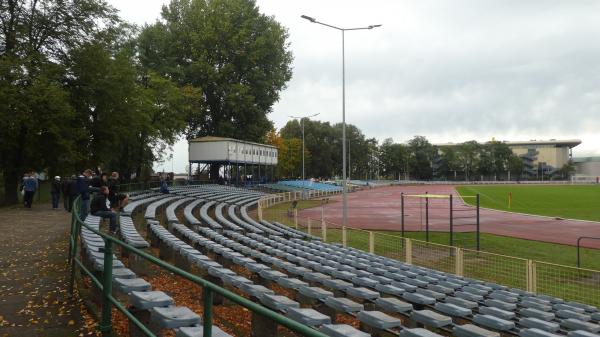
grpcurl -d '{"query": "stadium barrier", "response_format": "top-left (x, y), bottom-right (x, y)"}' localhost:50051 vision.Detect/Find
top-left (68, 196), bottom-right (329, 337)
top-left (258, 199), bottom-right (600, 308)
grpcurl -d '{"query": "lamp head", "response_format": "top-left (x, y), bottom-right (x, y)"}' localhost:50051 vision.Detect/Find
top-left (301, 15), bottom-right (316, 23)
top-left (368, 24), bottom-right (382, 29)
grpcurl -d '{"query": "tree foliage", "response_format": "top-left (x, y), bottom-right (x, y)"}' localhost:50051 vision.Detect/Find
top-left (139, 0), bottom-right (293, 142)
top-left (0, 0), bottom-right (119, 203)
top-left (0, 0), bottom-right (292, 204)
top-left (275, 121), bottom-right (537, 182)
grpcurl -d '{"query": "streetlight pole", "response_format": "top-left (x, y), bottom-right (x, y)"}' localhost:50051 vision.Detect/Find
top-left (301, 15), bottom-right (381, 226)
top-left (289, 113), bottom-right (320, 185)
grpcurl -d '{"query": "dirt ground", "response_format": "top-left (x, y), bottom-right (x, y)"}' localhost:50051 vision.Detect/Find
top-left (0, 201), bottom-right (99, 337)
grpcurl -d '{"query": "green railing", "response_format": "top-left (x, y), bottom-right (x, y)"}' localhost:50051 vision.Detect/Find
top-left (67, 196), bottom-right (328, 337)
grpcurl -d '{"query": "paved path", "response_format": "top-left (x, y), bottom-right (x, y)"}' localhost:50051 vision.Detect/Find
top-left (299, 185), bottom-right (600, 248)
top-left (0, 203), bottom-right (99, 337)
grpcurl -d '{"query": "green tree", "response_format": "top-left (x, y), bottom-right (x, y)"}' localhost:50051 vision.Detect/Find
top-left (139, 0), bottom-right (292, 141)
top-left (139, 0), bottom-right (293, 179)
top-left (281, 119), bottom-right (337, 179)
top-left (508, 154), bottom-right (524, 180)
top-left (438, 146), bottom-right (461, 180)
top-left (0, 0), bottom-right (118, 203)
top-left (408, 136), bottom-right (435, 180)
top-left (558, 161), bottom-right (575, 180)
top-left (278, 138), bottom-right (302, 178)
top-left (456, 141), bottom-right (480, 181)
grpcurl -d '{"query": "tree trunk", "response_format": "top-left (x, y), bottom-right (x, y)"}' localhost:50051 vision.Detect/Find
top-left (3, 169), bottom-right (20, 205)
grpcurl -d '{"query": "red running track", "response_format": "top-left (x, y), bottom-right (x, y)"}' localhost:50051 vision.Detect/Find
top-left (298, 185), bottom-right (600, 248)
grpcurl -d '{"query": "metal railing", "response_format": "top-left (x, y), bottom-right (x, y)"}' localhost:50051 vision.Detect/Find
top-left (259, 199), bottom-right (600, 308)
top-left (67, 196), bottom-right (329, 337)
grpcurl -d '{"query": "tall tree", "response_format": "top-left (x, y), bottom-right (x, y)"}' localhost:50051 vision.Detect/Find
top-left (456, 141), bottom-right (480, 181)
top-left (139, 0), bottom-right (293, 141)
top-left (0, 0), bottom-right (118, 203)
top-left (278, 138), bottom-right (302, 178)
top-left (139, 0), bottom-right (293, 179)
top-left (408, 136), bottom-right (435, 180)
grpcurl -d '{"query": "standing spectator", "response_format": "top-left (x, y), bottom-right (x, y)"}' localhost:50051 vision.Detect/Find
top-left (90, 186), bottom-right (118, 234)
top-left (61, 176), bottom-right (70, 210)
top-left (67, 175), bottom-right (78, 212)
top-left (51, 176), bottom-right (61, 209)
top-left (107, 172), bottom-right (120, 207)
top-left (76, 169), bottom-right (93, 219)
top-left (22, 171), bottom-right (38, 208)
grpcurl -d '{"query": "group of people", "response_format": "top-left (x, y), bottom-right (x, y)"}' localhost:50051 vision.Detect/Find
top-left (77, 169), bottom-right (128, 235)
top-left (22, 168), bottom-right (127, 235)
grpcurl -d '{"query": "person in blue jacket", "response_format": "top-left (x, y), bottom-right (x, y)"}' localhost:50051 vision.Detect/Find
top-left (159, 177), bottom-right (170, 194)
top-left (22, 171), bottom-right (38, 208)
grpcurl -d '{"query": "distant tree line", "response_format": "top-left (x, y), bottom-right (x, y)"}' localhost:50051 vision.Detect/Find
top-left (267, 120), bottom-right (537, 182)
top-left (0, 0), bottom-right (292, 204)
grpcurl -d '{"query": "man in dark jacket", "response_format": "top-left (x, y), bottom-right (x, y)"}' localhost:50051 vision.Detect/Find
top-left (50, 176), bottom-right (61, 209)
top-left (107, 172), bottom-right (120, 208)
top-left (76, 169), bottom-right (93, 219)
top-left (90, 186), bottom-right (117, 234)
top-left (61, 176), bottom-right (70, 210)
top-left (67, 175), bottom-right (78, 212)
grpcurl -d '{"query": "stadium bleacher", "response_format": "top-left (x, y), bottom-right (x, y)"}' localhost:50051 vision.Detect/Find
top-left (81, 184), bottom-right (600, 337)
top-left (263, 180), bottom-right (343, 193)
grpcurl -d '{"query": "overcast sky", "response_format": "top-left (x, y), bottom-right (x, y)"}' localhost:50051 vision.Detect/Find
top-left (106, 0), bottom-right (600, 173)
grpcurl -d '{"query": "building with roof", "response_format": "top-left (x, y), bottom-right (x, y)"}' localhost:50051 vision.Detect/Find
top-left (572, 156), bottom-right (600, 178)
top-left (436, 139), bottom-right (581, 177)
top-left (505, 139), bottom-right (580, 175)
top-left (188, 136), bottom-right (278, 184)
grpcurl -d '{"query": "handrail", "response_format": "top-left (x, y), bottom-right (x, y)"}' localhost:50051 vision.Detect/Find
top-left (68, 196), bottom-right (329, 337)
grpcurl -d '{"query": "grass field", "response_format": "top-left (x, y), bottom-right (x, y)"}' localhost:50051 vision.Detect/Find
top-left (456, 184), bottom-right (600, 221)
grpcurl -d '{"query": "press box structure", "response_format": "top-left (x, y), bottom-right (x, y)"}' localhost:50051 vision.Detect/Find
top-left (188, 136), bottom-right (277, 183)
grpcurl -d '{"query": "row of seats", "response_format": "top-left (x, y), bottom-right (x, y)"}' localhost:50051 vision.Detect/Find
top-left (79, 215), bottom-right (232, 336)
top-left (278, 180), bottom-right (342, 192)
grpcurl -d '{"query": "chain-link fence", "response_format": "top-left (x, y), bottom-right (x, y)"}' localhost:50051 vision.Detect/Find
top-left (535, 261), bottom-right (600, 308)
top-left (462, 249), bottom-right (528, 290)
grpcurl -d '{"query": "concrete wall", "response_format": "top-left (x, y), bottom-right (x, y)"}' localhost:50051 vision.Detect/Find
top-left (509, 145), bottom-right (570, 169)
top-left (574, 161), bottom-right (600, 177)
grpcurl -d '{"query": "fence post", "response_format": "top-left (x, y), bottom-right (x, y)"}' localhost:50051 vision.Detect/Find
top-left (342, 226), bottom-right (347, 247)
top-left (454, 247), bottom-right (463, 277)
top-left (322, 221), bottom-right (327, 242)
top-left (203, 287), bottom-right (213, 337)
top-left (293, 209), bottom-right (298, 229)
top-left (257, 201), bottom-right (263, 221)
top-left (369, 231), bottom-right (375, 254)
top-left (526, 260), bottom-right (534, 293)
top-left (531, 261), bottom-right (537, 293)
top-left (307, 218), bottom-right (312, 236)
top-left (405, 238), bottom-right (413, 265)
top-left (100, 239), bottom-right (114, 337)
top-left (68, 212), bottom-right (80, 295)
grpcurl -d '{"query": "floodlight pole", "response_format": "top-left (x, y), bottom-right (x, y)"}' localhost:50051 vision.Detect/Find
top-left (301, 15), bottom-right (381, 226)
top-left (290, 113), bottom-right (320, 185)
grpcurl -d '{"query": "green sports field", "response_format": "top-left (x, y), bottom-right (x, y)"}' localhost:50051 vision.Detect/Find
top-left (456, 184), bottom-right (600, 221)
